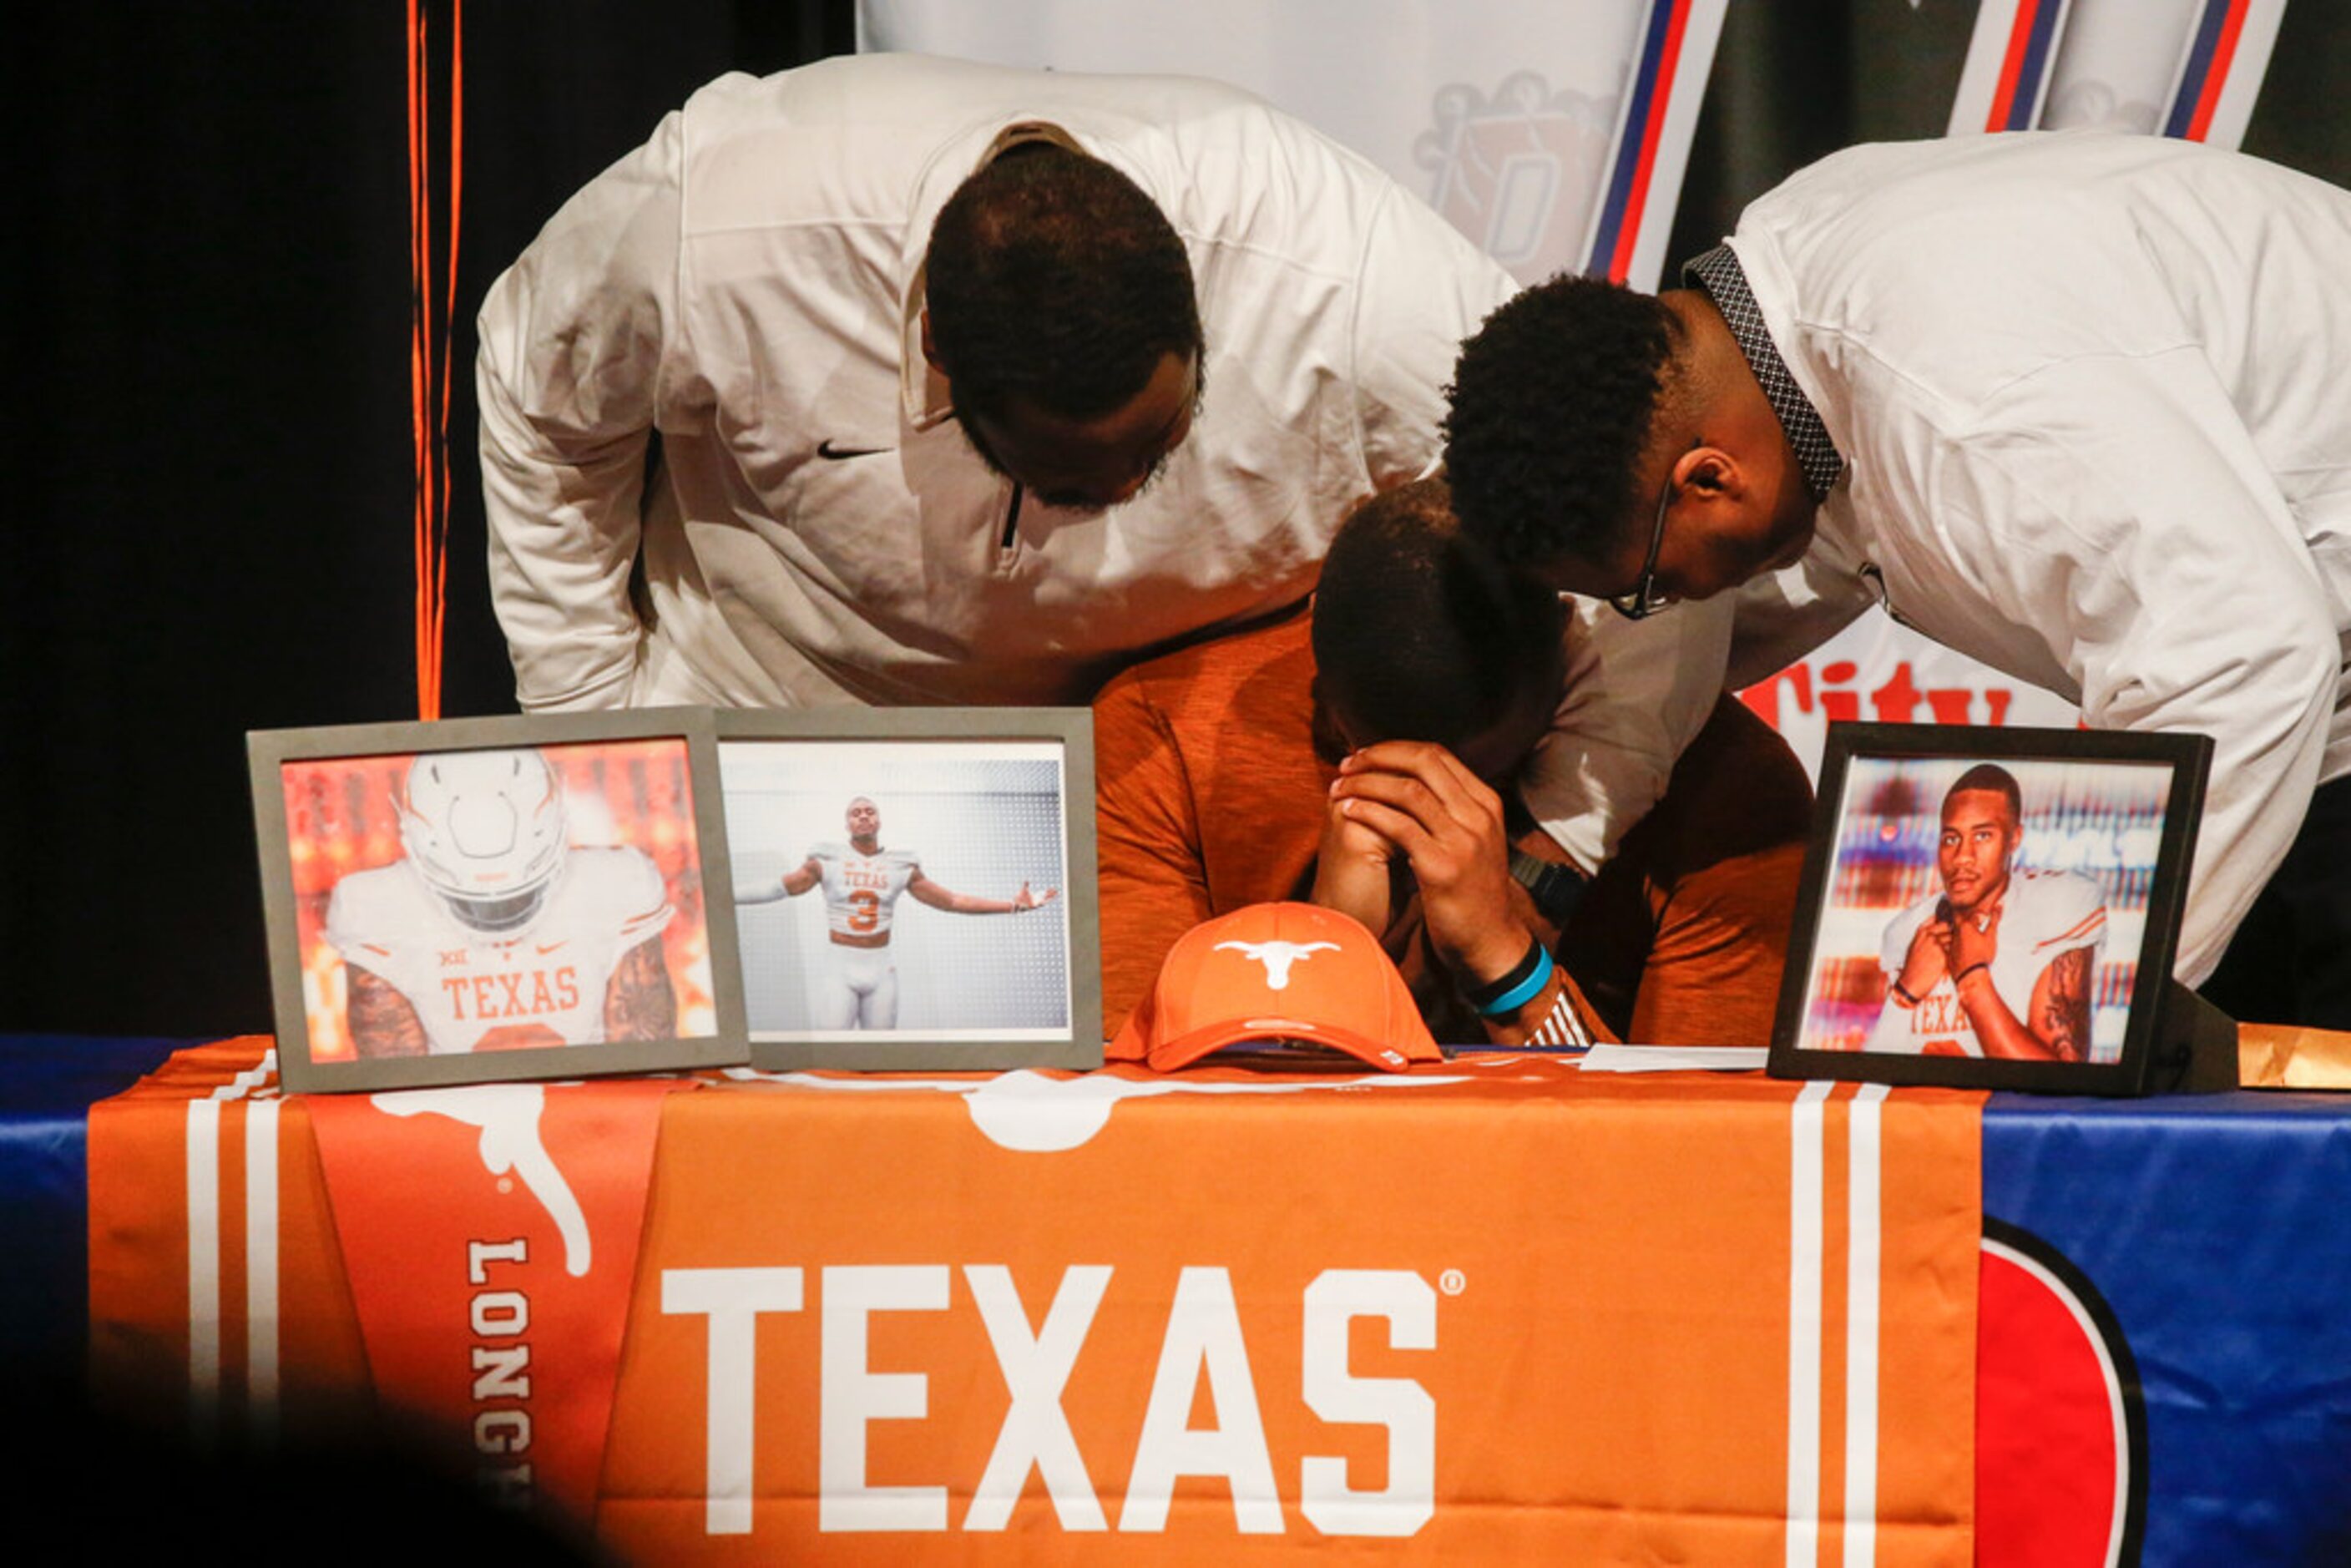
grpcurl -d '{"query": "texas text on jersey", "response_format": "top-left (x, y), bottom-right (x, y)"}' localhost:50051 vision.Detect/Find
top-left (326, 847), bottom-right (672, 1053)
top-left (807, 843), bottom-right (922, 940)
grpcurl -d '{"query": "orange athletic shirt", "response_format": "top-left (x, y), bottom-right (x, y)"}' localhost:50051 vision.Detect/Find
top-left (1093, 608), bottom-right (1813, 1044)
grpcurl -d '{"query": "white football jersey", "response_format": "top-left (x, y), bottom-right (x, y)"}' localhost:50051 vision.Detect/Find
top-left (806, 842), bottom-right (920, 939)
top-left (1867, 869), bottom-right (2106, 1057)
top-left (325, 847), bottom-right (672, 1053)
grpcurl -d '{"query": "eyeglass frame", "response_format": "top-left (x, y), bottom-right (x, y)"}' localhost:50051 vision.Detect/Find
top-left (1607, 467), bottom-right (1677, 621)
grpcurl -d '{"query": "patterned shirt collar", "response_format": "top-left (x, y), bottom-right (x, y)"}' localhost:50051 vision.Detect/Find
top-left (1684, 244), bottom-right (1844, 503)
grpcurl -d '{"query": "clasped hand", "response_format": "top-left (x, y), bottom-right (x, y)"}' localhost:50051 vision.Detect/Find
top-left (1311, 740), bottom-right (1528, 984)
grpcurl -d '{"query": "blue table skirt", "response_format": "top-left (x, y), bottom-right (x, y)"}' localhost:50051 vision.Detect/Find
top-left (1982, 1090), bottom-right (2351, 1565)
top-left (0, 1035), bottom-right (185, 1389)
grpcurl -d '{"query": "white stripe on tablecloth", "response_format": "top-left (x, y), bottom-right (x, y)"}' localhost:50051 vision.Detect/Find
top-left (1785, 1080), bottom-right (1833, 1566)
top-left (244, 1095), bottom-right (282, 1442)
top-left (185, 1051), bottom-right (279, 1444)
top-left (184, 1098), bottom-right (222, 1444)
top-left (1843, 1083), bottom-right (1889, 1567)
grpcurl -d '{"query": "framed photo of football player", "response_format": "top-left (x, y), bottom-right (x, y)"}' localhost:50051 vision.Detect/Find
top-left (250, 711), bottom-right (746, 1093)
top-left (1768, 723), bottom-right (2223, 1095)
top-left (714, 707), bottom-right (1102, 1071)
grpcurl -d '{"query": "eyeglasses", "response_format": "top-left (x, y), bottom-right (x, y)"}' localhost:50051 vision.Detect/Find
top-left (1607, 469), bottom-right (1677, 621)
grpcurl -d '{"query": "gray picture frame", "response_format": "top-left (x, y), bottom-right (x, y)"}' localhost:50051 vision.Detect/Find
top-left (714, 706), bottom-right (1102, 1073)
top-left (249, 708), bottom-right (747, 1093)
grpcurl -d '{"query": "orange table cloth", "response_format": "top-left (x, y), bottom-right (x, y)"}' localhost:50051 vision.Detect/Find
top-left (90, 1039), bottom-right (1982, 1565)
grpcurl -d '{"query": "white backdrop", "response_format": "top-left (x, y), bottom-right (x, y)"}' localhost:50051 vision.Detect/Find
top-left (859, 0), bottom-right (1722, 289)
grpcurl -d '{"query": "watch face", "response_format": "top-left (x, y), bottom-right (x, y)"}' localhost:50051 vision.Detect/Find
top-left (1508, 849), bottom-right (1586, 924)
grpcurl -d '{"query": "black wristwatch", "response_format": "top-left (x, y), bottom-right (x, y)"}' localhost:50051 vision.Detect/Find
top-left (1507, 845), bottom-right (1588, 927)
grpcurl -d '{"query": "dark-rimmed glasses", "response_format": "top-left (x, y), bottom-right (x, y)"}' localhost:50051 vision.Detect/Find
top-left (1607, 470), bottom-right (1676, 620)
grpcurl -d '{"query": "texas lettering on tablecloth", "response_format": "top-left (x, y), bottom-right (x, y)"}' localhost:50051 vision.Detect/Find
top-left (661, 1263), bottom-right (1438, 1539)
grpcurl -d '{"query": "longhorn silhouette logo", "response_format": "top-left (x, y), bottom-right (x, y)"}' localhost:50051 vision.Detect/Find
top-left (1213, 938), bottom-right (1340, 989)
top-left (372, 1084), bottom-right (592, 1277)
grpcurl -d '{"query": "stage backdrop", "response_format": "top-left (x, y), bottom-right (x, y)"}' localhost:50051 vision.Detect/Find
top-left (18, 2), bottom-right (2351, 1036)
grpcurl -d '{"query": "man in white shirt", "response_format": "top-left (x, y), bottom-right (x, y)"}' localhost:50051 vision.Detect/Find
top-left (1865, 766), bottom-right (2106, 1062)
top-left (478, 52), bottom-right (1725, 885)
top-left (1443, 132), bottom-right (2351, 1025)
top-left (736, 795), bottom-right (1058, 1030)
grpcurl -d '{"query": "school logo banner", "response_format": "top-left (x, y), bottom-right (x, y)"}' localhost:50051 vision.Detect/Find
top-left (306, 1076), bottom-right (677, 1527)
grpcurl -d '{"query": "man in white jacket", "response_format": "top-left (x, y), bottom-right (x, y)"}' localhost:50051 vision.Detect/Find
top-left (478, 53), bottom-right (1725, 883)
top-left (1443, 132), bottom-right (2351, 1024)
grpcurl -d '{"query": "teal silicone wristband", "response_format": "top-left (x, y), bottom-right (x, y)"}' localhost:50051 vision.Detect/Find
top-left (1476, 943), bottom-right (1555, 1017)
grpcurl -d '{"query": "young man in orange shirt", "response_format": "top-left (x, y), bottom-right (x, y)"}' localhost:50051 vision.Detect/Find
top-left (1094, 478), bottom-right (1813, 1045)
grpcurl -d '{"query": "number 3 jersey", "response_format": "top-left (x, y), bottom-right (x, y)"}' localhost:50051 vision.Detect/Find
top-left (1867, 867), bottom-right (2106, 1057)
top-left (325, 847), bottom-right (673, 1053)
top-left (807, 843), bottom-right (920, 939)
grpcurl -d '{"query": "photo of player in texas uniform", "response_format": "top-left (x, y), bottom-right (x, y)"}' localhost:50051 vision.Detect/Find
top-left (736, 796), bottom-right (1058, 1029)
top-left (1864, 764), bottom-right (2105, 1061)
top-left (323, 747), bottom-right (678, 1057)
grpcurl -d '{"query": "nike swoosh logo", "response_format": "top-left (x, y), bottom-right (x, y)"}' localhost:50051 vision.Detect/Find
top-left (817, 439), bottom-right (890, 460)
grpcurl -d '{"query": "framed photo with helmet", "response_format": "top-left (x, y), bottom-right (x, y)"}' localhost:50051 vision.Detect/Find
top-left (1766, 722), bottom-right (2232, 1096)
top-left (249, 709), bottom-right (746, 1094)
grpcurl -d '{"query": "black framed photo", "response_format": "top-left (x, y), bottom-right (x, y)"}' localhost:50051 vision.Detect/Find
top-left (250, 710), bottom-right (746, 1093)
top-left (1768, 722), bottom-right (2215, 1095)
top-left (715, 707), bottom-right (1102, 1071)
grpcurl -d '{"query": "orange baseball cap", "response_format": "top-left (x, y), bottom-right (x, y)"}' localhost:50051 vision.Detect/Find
top-left (1110, 903), bottom-right (1443, 1072)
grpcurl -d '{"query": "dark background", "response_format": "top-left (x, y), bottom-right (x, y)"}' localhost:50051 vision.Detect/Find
top-left (13, 1), bottom-right (2347, 1038)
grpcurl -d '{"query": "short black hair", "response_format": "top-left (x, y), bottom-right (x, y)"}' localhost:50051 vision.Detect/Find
top-left (1311, 478), bottom-right (1565, 753)
top-left (924, 143), bottom-right (1203, 422)
top-left (1442, 273), bottom-right (1681, 569)
top-left (1946, 764), bottom-right (2023, 822)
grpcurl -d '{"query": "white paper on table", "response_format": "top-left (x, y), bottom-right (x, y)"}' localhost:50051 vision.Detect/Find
top-left (1577, 1043), bottom-right (1769, 1074)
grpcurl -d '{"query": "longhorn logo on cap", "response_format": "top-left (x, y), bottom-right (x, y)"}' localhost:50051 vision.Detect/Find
top-left (1115, 903), bottom-right (1441, 1074)
top-left (1213, 938), bottom-right (1340, 989)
